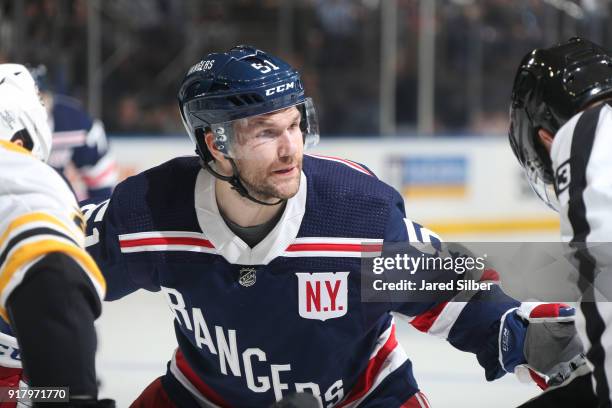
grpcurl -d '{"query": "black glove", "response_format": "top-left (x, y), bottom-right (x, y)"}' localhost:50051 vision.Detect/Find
top-left (517, 372), bottom-right (597, 407)
top-left (269, 393), bottom-right (320, 408)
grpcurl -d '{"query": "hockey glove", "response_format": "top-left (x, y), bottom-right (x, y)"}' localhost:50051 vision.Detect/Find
top-left (499, 302), bottom-right (589, 389)
top-left (269, 393), bottom-right (320, 408)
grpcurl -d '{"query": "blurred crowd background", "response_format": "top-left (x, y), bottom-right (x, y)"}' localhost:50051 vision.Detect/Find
top-left (0, 0), bottom-right (610, 137)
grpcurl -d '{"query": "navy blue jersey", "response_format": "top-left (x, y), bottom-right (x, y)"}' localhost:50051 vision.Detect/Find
top-left (47, 95), bottom-right (117, 201)
top-left (83, 155), bottom-right (519, 407)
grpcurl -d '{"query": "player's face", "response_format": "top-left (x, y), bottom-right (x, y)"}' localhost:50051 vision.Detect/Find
top-left (232, 106), bottom-right (304, 201)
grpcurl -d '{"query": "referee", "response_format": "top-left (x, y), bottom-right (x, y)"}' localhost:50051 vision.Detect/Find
top-left (509, 37), bottom-right (612, 408)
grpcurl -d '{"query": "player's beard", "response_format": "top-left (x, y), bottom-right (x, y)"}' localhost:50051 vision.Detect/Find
top-left (235, 155), bottom-right (303, 202)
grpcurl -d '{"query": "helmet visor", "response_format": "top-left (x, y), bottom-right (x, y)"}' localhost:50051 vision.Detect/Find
top-left (524, 164), bottom-right (560, 212)
top-left (209, 97), bottom-right (319, 159)
top-left (510, 102), bottom-right (559, 211)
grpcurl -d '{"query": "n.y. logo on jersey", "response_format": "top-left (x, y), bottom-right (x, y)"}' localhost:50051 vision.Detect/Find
top-left (296, 272), bottom-right (349, 321)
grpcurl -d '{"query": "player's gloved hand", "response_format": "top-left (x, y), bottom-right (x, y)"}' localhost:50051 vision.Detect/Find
top-left (499, 302), bottom-right (589, 389)
top-left (269, 393), bottom-right (320, 408)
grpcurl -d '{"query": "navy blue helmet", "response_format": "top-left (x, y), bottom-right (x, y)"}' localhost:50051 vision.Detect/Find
top-left (509, 37), bottom-right (612, 209)
top-left (178, 45), bottom-right (319, 163)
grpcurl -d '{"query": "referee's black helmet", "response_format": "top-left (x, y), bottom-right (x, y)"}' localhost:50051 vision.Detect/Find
top-left (509, 37), bottom-right (612, 209)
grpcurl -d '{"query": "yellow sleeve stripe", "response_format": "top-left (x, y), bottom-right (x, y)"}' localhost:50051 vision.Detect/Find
top-left (0, 212), bottom-right (78, 252)
top-left (0, 140), bottom-right (31, 156)
top-left (0, 239), bottom-right (107, 322)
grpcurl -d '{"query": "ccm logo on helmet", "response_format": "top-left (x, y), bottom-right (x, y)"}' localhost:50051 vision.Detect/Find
top-left (265, 82), bottom-right (295, 96)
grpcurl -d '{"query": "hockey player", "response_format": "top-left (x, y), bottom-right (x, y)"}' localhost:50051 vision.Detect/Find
top-left (0, 64), bottom-right (111, 407)
top-left (30, 65), bottom-right (118, 201)
top-left (510, 37), bottom-right (612, 408)
top-left (84, 46), bottom-right (584, 407)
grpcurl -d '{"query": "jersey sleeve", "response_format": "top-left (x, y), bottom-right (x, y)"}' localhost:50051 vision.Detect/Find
top-left (71, 120), bottom-right (118, 201)
top-left (0, 142), bottom-right (106, 321)
top-left (381, 190), bottom-right (520, 381)
top-left (82, 180), bottom-right (161, 300)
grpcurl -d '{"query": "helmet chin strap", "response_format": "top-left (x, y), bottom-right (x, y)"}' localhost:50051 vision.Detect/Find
top-left (199, 158), bottom-right (284, 206)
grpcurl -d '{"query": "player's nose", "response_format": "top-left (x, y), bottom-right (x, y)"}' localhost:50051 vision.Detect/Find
top-left (277, 129), bottom-right (298, 158)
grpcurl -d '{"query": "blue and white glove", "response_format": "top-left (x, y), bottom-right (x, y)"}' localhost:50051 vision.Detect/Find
top-left (499, 302), bottom-right (589, 389)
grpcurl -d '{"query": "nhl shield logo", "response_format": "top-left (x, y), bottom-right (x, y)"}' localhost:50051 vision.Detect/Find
top-left (296, 272), bottom-right (349, 321)
top-left (239, 267), bottom-right (257, 287)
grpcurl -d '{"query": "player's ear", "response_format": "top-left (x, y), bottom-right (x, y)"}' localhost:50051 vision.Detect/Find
top-left (204, 130), bottom-right (223, 161)
top-left (537, 128), bottom-right (554, 155)
top-left (203, 130), bottom-right (232, 174)
top-left (10, 130), bottom-right (33, 151)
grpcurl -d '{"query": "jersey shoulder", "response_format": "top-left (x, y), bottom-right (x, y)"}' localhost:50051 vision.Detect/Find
top-left (52, 94), bottom-right (93, 132)
top-left (303, 154), bottom-right (398, 200)
top-left (301, 154), bottom-right (403, 238)
top-left (108, 156), bottom-right (202, 233)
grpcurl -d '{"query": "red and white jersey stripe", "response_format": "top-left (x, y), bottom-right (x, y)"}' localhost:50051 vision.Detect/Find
top-left (338, 319), bottom-right (409, 407)
top-left (408, 301), bottom-right (469, 339)
top-left (404, 269), bottom-right (500, 339)
top-left (52, 130), bottom-right (87, 148)
top-left (118, 232), bottom-right (383, 258)
top-left (401, 392), bottom-right (431, 408)
top-left (170, 349), bottom-right (228, 408)
top-left (82, 154), bottom-right (118, 189)
top-left (308, 154), bottom-right (374, 177)
top-left (283, 237), bottom-right (383, 258)
top-left (118, 231), bottom-right (216, 254)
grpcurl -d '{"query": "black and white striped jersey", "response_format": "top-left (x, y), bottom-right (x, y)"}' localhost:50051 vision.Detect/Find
top-left (551, 101), bottom-right (612, 406)
top-left (552, 102), bottom-right (612, 247)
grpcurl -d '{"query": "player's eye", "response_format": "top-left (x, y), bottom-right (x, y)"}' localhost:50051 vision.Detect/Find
top-left (257, 129), bottom-right (276, 138)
